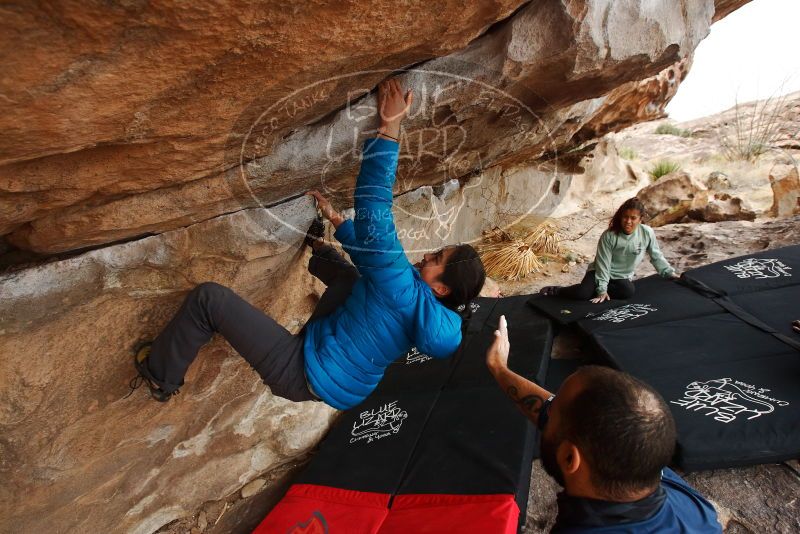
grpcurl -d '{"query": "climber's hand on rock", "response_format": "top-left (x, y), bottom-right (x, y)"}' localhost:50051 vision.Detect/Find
top-left (306, 191), bottom-right (344, 227)
top-left (377, 78), bottom-right (413, 140)
top-left (590, 293), bottom-right (610, 304)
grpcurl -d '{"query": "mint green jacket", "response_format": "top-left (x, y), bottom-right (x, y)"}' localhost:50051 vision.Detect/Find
top-left (588, 224), bottom-right (675, 296)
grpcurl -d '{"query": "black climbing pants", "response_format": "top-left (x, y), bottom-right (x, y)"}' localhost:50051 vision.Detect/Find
top-left (557, 269), bottom-right (635, 300)
top-left (146, 244), bottom-right (360, 401)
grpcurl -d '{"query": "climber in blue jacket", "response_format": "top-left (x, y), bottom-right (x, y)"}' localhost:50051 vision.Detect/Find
top-left (129, 77), bottom-right (486, 410)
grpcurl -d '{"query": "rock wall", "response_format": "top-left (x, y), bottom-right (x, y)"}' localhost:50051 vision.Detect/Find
top-left (0, 171), bottom-right (564, 534)
top-left (0, 0), bottom-right (526, 242)
top-left (0, 126), bottom-right (667, 534)
top-left (1, 0), bottom-right (749, 256)
top-left (0, 198), bottom-right (341, 534)
top-left (0, 1), bottom-right (753, 533)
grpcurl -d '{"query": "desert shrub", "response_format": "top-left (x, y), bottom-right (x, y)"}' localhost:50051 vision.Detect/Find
top-left (648, 160), bottom-right (681, 180)
top-left (619, 147), bottom-right (637, 160)
top-left (655, 123), bottom-right (692, 137)
top-left (718, 93), bottom-right (786, 162)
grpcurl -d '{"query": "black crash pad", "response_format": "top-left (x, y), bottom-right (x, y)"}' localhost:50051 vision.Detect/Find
top-left (296, 391), bottom-right (439, 494)
top-left (643, 351), bottom-right (800, 470)
top-left (592, 313), bottom-right (790, 376)
top-left (396, 386), bottom-right (538, 509)
top-left (544, 358), bottom-right (586, 393)
top-left (720, 284), bottom-right (800, 351)
top-left (681, 245), bottom-right (800, 297)
top-left (447, 295), bottom-right (552, 388)
top-left (527, 292), bottom-right (622, 326)
top-left (577, 275), bottom-right (724, 335)
top-left (376, 345), bottom-right (461, 395)
top-left (298, 295), bottom-right (553, 499)
top-left (590, 312), bottom-right (799, 470)
top-left (377, 296), bottom-right (552, 394)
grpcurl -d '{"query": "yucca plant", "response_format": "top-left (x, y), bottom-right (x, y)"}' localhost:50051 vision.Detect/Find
top-left (648, 160), bottom-right (681, 180)
top-left (480, 241), bottom-right (544, 281)
top-left (718, 93), bottom-right (787, 162)
top-left (478, 220), bottom-right (563, 280)
top-left (523, 221), bottom-right (563, 256)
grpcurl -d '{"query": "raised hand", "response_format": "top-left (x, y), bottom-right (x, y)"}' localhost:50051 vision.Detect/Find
top-left (377, 78), bottom-right (413, 140)
top-left (485, 314), bottom-right (555, 425)
top-left (486, 315), bottom-right (510, 372)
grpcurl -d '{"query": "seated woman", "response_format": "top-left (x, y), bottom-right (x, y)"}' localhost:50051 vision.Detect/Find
top-left (129, 78), bottom-right (486, 409)
top-left (541, 197), bottom-right (678, 303)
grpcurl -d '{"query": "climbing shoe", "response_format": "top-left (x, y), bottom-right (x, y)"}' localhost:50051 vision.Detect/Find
top-left (126, 342), bottom-right (177, 402)
top-left (304, 214), bottom-right (325, 248)
top-left (539, 286), bottom-right (561, 297)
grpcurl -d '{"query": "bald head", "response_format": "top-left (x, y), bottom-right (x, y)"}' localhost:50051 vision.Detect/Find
top-left (555, 366), bottom-right (677, 500)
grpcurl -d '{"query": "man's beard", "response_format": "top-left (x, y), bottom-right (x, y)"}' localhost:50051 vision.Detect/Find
top-left (540, 433), bottom-right (566, 488)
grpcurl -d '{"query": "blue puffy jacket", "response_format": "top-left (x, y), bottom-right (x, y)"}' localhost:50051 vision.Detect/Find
top-left (303, 137), bottom-right (463, 409)
top-left (554, 468), bottom-right (722, 533)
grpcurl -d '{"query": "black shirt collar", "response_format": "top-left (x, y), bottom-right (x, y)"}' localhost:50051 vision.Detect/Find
top-left (554, 484), bottom-right (666, 529)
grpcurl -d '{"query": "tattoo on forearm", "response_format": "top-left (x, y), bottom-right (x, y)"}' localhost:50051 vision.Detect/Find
top-left (506, 386), bottom-right (544, 417)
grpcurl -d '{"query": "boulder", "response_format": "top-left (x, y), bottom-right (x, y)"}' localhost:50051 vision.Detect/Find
top-left (573, 58), bottom-right (692, 143)
top-left (689, 193), bottom-right (756, 223)
top-left (0, 169), bottom-right (565, 534)
top-left (637, 171), bottom-right (709, 227)
top-left (0, 0), bottom-right (526, 238)
top-left (1, 0), bottom-right (741, 255)
top-left (706, 171), bottom-right (731, 190)
top-left (768, 163), bottom-right (800, 217)
top-left (0, 1), bottom-right (758, 532)
top-left (0, 196), bottom-right (339, 534)
top-left (550, 137), bottom-right (649, 219)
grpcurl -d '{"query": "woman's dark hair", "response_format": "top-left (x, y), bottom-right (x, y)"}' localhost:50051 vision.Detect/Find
top-left (438, 244), bottom-right (486, 310)
top-left (609, 197), bottom-right (647, 233)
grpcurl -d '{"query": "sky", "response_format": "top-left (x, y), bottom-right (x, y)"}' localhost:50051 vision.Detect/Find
top-left (665, 0), bottom-right (800, 122)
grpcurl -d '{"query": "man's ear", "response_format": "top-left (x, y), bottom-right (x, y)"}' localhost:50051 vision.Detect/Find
top-left (558, 440), bottom-right (582, 476)
top-left (431, 282), bottom-right (452, 298)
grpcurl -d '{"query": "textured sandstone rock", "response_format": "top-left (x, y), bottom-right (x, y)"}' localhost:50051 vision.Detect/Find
top-left (2, 0), bottom-right (749, 254)
top-left (481, 277), bottom-right (503, 298)
top-left (550, 137), bottom-right (648, 219)
top-left (689, 192), bottom-right (756, 223)
top-left (0, 196), bottom-right (340, 534)
top-left (240, 478), bottom-right (266, 499)
top-left (0, 167), bottom-right (567, 534)
top-left (683, 90), bottom-right (800, 153)
top-left (574, 58), bottom-right (692, 143)
top-left (0, 0), bottom-right (526, 235)
top-left (637, 171), bottom-right (709, 227)
top-left (613, 91), bottom-right (800, 218)
top-left (713, 0), bottom-right (752, 21)
top-left (707, 171), bottom-right (732, 190)
top-left (768, 163), bottom-right (800, 217)
top-left (0, 2), bottom-right (759, 533)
